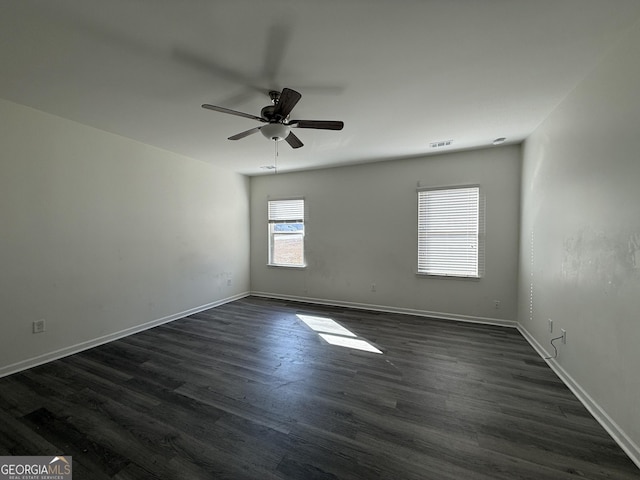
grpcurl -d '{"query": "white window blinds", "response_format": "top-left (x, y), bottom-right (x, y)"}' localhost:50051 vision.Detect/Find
top-left (268, 199), bottom-right (304, 222)
top-left (417, 186), bottom-right (481, 277)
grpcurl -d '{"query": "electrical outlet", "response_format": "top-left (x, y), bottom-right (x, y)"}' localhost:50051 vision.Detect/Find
top-left (227, 279), bottom-right (232, 287)
top-left (494, 300), bottom-right (501, 309)
top-left (371, 283), bottom-right (376, 292)
top-left (561, 329), bottom-right (566, 344)
top-left (548, 318), bottom-right (553, 333)
top-left (33, 319), bottom-right (46, 334)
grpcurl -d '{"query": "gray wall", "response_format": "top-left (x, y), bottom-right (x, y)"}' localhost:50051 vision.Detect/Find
top-left (251, 145), bottom-right (521, 325)
top-left (518, 20), bottom-right (640, 460)
top-left (0, 99), bottom-right (250, 375)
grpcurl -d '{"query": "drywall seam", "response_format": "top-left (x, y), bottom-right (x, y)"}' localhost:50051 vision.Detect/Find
top-left (0, 292), bottom-right (250, 379)
top-left (251, 291), bottom-right (517, 328)
top-left (518, 323), bottom-right (640, 470)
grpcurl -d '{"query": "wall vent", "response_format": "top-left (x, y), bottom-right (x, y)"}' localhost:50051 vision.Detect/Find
top-left (430, 139), bottom-right (453, 148)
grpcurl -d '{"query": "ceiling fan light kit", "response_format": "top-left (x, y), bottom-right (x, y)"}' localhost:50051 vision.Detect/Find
top-left (202, 87), bottom-right (344, 150)
top-left (260, 122), bottom-right (290, 141)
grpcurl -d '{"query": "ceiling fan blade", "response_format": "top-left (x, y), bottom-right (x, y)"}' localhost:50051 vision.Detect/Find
top-left (284, 131), bottom-right (304, 149)
top-left (274, 88), bottom-right (302, 119)
top-left (202, 104), bottom-right (265, 122)
top-left (289, 120), bottom-right (344, 130)
top-left (228, 127), bottom-right (261, 140)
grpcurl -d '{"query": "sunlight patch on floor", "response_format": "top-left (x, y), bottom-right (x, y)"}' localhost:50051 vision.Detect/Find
top-left (297, 314), bottom-right (356, 337)
top-left (296, 314), bottom-right (382, 354)
top-left (318, 333), bottom-right (383, 354)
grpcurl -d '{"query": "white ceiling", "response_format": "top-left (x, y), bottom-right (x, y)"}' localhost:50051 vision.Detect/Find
top-left (2, 0), bottom-right (640, 175)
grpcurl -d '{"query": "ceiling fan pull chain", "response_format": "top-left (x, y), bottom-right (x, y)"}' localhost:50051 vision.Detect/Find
top-left (274, 139), bottom-right (279, 174)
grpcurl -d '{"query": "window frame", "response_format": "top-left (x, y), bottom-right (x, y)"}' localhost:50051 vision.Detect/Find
top-left (417, 185), bottom-right (484, 279)
top-left (267, 198), bottom-right (306, 268)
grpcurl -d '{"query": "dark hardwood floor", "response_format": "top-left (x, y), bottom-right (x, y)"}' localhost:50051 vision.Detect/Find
top-left (0, 296), bottom-right (638, 479)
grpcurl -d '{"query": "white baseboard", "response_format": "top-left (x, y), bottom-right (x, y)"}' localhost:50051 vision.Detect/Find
top-left (0, 292), bottom-right (250, 379)
top-left (250, 291), bottom-right (517, 328)
top-left (518, 324), bottom-right (640, 470)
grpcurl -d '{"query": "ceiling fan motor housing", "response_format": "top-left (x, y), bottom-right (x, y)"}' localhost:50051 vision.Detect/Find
top-left (260, 105), bottom-right (276, 121)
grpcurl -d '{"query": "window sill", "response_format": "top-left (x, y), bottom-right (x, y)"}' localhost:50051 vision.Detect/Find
top-left (415, 272), bottom-right (481, 280)
top-left (268, 264), bottom-right (307, 269)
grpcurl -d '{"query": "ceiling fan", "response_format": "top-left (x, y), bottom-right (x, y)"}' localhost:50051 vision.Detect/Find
top-left (201, 88), bottom-right (344, 149)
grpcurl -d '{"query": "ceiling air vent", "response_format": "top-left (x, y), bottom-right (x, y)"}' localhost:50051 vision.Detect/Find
top-left (430, 139), bottom-right (453, 148)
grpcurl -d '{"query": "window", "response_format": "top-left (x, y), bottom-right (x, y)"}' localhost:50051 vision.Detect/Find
top-left (268, 198), bottom-right (305, 267)
top-left (417, 186), bottom-right (482, 277)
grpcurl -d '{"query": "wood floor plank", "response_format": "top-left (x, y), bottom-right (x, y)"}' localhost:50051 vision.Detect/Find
top-left (0, 296), bottom-right (638, 479)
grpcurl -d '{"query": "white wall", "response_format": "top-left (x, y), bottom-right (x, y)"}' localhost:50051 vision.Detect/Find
top-left (251, 145), bottom-right (521, 324)
top-left (518, 19), bottom-right (640, 463)
top-left (0, 98), bottom-right (250, 375)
